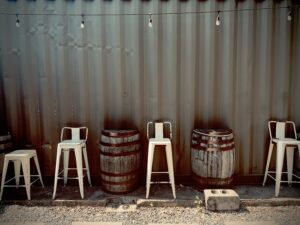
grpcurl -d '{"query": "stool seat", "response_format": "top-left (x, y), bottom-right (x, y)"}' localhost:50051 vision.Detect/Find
top-left (0, 149), bottom-right (44, 200)
top-left (59, 140), bottom-right (86, 145)
top-left (5, 150), bottom-right (37, 158)
top-left (149, 138), bottom-right (171, 145)
top-left (272, 138), bottom-right (300, 144)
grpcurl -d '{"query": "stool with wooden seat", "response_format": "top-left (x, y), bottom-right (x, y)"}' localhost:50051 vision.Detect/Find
top-left (52, 127), bottom-right (92, 199)
top-left (263, 121), bottom-right (300, 197)
top-left (146, 121), bottom-right (176, 199)
top-left (0, 149), bottom-right (44, 200)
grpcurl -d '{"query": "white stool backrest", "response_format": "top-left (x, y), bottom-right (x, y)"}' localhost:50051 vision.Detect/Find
top-left (147, 121), bottom-right (172, 139)
top-left (155, 123), bottom-right (164, 138)
top-left (61, 127), bottom-right (88, 141)
top-left (275, 122), bottom-right (286, 139)
top-left (268, 121), bottom-right (297, 140)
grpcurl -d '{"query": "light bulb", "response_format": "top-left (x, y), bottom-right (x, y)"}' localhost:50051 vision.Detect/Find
top-left (148, 19), bottom-right (153, 28)
top-left (16, 14), bottom-right (20, 27)
top-left (216, 11), bottom-right (220, 26)
top-left (80, 15), bottom-right (85, 29)
top-left (148, 13), bottom-right (152, 28)
top-left (288, 10), bottom-right (292, 21)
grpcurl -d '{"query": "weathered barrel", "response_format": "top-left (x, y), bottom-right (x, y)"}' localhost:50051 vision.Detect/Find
top-left (99, 130), bottom-right (141, 194)
top-left (191, 129), bottom-right (235, 188)
top-left (0, 133), bottom-right (13, 152)
top-left (0, 132), bottom-right (13, 176)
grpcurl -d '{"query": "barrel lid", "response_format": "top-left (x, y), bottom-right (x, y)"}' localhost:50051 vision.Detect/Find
top-left (101, 130), bottom-right (139, 137)
top-left (193, 129), bottom-right (233, 137)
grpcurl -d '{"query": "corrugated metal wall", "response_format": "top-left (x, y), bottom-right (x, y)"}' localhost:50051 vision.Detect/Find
top-left (0, 0), bottom-right (299, 178)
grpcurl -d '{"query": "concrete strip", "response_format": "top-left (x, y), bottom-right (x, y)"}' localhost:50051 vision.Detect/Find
top-left (1, 198), bottom-right (300, 207)
top-left (1, 199), bottom-right (107, 207)
top-left (0, 223), bottom-right (44, 225)
top-left (224, 221), bottom-right (278, 225)
top-left (72, 223), bottom-right (122, 225)
top-left (149, 224), bottom-right (198, 225)
top-left (136, 199), bottom-right (198, 207)
top-left (105, 204), bottom-right (136, 212)
top-left (241, 198), bottom-right (300, 207)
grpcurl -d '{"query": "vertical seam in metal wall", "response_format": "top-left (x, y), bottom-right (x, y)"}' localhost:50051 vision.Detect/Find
top-left (249, 3), bottom-right (257, 175)
top-left (232, 1), bottom-right (238, 174)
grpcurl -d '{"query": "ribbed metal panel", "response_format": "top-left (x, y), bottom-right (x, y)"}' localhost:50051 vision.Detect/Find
top-left (0, 0), bottom-right (299, 177)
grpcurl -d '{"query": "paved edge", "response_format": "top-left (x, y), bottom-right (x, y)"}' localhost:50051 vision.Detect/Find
top-left (1, 198), bottom-right (300, 207)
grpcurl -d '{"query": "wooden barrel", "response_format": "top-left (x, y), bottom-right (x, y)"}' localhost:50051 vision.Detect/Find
top-left (191, 129), bottom-right (235, 188)
top-left (99, 130), bottom-right (141, 194)
top-left (0, 132), bottom-right (13, 176)
top-left (0, 133), bottom-right (13, 152)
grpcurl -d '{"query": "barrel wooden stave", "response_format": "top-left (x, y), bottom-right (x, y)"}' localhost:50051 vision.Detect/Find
top-left (99, 130), bottom-right (141, 194)
top-left (191, 129), bottom-right (235, 187)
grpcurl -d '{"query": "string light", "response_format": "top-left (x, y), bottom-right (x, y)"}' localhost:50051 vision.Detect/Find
top-left (15, 14), bottom-right (20, 27)
top-left (5, 5), bottom-right (299, 29)
top-left (148, 13), bottom-right (152, 28)
top-left (80, 14), bottom-right (85, 29)
top-left (287, 7), bottom-right (292, 21)
top-left (216, 11), bottom-right (220, 26)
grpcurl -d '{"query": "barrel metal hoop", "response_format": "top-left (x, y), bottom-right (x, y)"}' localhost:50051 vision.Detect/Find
top-left (101, 130), bottom-right (139, 137)
top-left (191, 144), bottom-right (235, 151)
top-left (192, 172), bottom-right (234, 186)
top-left (100, 168), bottom-right (141, 177)
top-left (0, 134), bottom-right (11, 142)
top-left (101, 177), bottom-right (138, 185)
top-left (193, 138), bottom-right (234, 145)
top-left (100, 149), bottom-right (141, 157)
top-left (99, 140), bottom-right (140, 148)
top-left (193, 129), bottom-right (233, 137)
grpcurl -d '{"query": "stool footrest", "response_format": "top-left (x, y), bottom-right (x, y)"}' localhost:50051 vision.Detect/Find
top-left (267, 172), bottom-right (300, 183)
top-left (151, 172), bottom-right (169, 174)
top-left (57, 175), bottom-right (87, 180)
top-left (4, 175), bottom-right (41, 185)
top-left (150, 181), bottom-right (171, 184)
top-left (4, 177), bottom-right (41, 186)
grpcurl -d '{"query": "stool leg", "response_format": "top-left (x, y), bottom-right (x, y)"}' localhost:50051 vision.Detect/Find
top-left (63, 149), bottom-right (70, 186)
top-left (74, 146), bottom-right (84, 199)
top-left (263, 142), bottom-right (274, 186)
top-left (33, 155), bottom-right (44, 187)
top-left (166, 143), bottom-right (176, 199)
top-left (275, 143), bottom-right (285, 197)
top-left (0, 158), bottom-right (9, 200)
top-left (146, 142), bottom-right (155, 199)
top-left (21, 158), bottom-right (31, 200)
top-left (53, 146), bottom-right (62, 199)
top-left (82, 146), bottom-right (92, 187)
top-left (13, 160), bottom-right (21, 188)
top-left (286, 147), bottom-right (294, 186)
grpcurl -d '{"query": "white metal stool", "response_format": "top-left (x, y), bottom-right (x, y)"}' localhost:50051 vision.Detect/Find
top-left (146, 121), bottom-right (176, 199)
top-left (52, 127), bottom-right (92, 199)
top-left (0, 149), bottom-right (44, 200)
top-left (263, 121), bottom-right (300, 197)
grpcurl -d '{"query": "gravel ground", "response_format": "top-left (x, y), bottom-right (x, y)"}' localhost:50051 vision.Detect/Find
top-left (0, 205), bottom-right (300, 225)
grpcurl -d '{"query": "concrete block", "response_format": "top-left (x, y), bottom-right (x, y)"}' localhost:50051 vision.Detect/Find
top-left (204, 189), bottom-right (240, 211)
